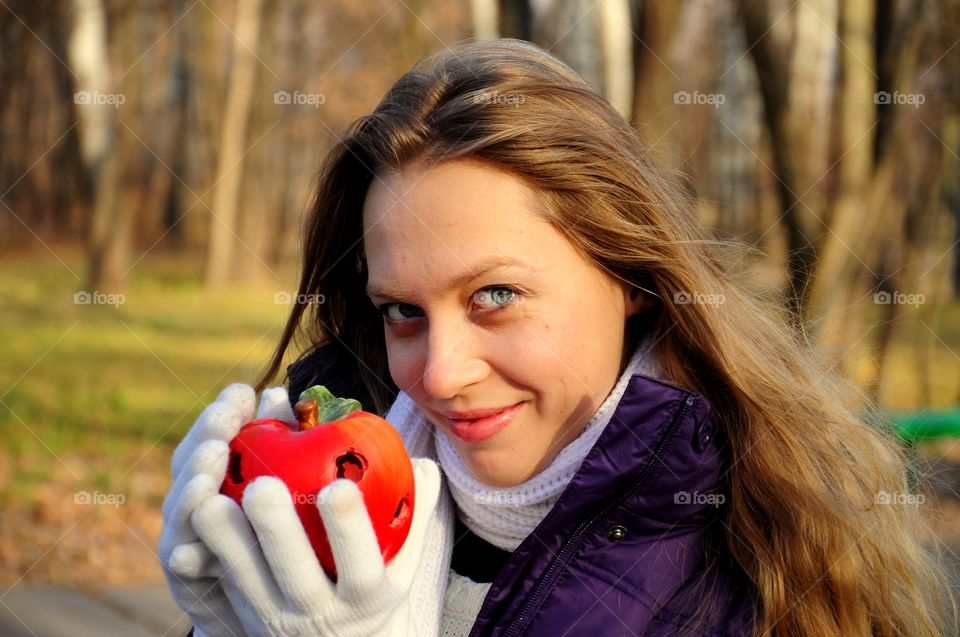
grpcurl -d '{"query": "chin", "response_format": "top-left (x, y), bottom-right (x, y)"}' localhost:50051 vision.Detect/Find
top-left (461, 454), bottom-right (519, 488)
top-left (468, 458), bottom-right (539, 488)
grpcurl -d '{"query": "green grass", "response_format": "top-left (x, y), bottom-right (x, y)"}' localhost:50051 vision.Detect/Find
top-left (0, 246), bottom-right (297, 502)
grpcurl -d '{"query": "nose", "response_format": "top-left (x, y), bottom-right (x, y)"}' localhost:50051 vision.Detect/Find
top-left (420, 318), bottom-right (487, 400)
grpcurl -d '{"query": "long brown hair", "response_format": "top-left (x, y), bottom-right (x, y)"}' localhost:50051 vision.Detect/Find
top-left (258, 38), bottom-right (957, 636)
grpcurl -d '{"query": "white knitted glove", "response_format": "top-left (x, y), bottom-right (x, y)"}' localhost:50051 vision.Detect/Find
top-left (191, 457), bottom-right (444, 637)
top-left (158, 383), bottom-right (294, 636)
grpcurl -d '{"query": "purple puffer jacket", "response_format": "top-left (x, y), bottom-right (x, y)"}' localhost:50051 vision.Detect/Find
top-left (287, 346), bottom-right (759, 636)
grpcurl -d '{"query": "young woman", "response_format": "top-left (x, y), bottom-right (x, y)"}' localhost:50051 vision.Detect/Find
top-left (159, 39), bottom-right (957, 636)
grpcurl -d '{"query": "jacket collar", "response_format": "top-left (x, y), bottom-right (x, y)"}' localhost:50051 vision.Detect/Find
top-left (470, 373), bottom-right (732, 635)
top-left (540, 372), bottom-right (726, 535)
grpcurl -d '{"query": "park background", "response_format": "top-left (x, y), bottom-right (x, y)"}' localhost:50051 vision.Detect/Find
top-left (1, 0), bottom-right (959, 634)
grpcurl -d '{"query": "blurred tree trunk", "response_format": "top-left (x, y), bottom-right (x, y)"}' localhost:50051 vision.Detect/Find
top-left (858, 130), bottom-right (908, 397)
top-left (739, 0), bottom-right (830, 318)
top-left (268, 0), bottom-right (305, 273)
top-left (630, 2), bottom-right (682, 142)
top-left (205, 0), bottom-right (264, 287)
top-left (597, 0), bottom-right (632, 118)
top-left (87, 147), bottom-right (127, 290)
top-left (805, 0), bottom-right (875, 352)
top-left (498, 0), bottom-right (530, 40)
top-left (237, 0), bottom-right (285, 285)
top-left (139, 0), bottom-right (189, 247)
top-left (180, 2), bottom-right (222, 249)
top-left (72, 0), bottom-right (132, 292)
top-left (712, 3), bottom-right (767, 241)
top-left (471, 0), bottom-right (498, 39)
top-left (532, 0), bottom-right (603, 92)
top-left (50, 1), bottom-right (92, 235)
top-left (787, 0), bottom-right (834, 224)
top-left (69, 0), bottom-right (111, 172)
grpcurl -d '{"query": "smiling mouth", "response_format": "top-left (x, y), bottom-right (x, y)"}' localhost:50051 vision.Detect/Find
top-left (444, 402), bottom-right (524, 443)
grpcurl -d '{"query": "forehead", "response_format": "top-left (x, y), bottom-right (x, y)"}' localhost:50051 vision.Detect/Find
top-left (362, 159), bottom-right (539, 234)
top-left (361, 160), bottom-right (563, 290)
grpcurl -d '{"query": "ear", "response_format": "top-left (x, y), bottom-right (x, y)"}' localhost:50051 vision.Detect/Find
top-left (624, 285), bottom-right (652, 318)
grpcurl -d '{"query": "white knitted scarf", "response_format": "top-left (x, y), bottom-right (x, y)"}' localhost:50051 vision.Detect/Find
top-left (384, 337), bottom-right (658, 555)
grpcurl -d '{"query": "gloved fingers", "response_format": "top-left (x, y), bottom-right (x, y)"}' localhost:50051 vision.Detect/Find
top-left (192, 494), bottom-right (286, 619)
top-left (169, 542), bottom-right (224, 580)
top-left (171, 399), bottom-right (249, 479)
top-left (182, 580), bottom-right (239, 635)
top-left (385, 458), bottom-right (442, 587)
top-left (163, 440), bottom-right (230, 522)
top-left (162, 565), bottom-right (245, 637)
top-left (213, 382), bottom-right (258, 417)
top-left (256, 386), bottom-right (295, 422)
top-left (243, 476), bottom-right (334, 614)
top-left (316, 477), bottom-right (386, 601)
top-left (172, 385), bottom-right (254, 478)
top-left (159, 473), bottom-right (220, 561)
top-left (185, 600), bottom-right (244, 637)
top-left (185, 590), bottom-right (246, 636)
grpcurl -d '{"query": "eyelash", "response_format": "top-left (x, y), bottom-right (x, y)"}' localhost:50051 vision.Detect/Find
top-left (376, 285), bottom-right (523, 323)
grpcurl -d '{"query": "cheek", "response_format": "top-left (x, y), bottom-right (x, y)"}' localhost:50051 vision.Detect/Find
top-left (527, 311), bottom-right (589, 368)
top-left (535, 289), bottom-right (625, 385)
top-left (384, 338), bottom-right (423, 391)
top-left (493, 326), bottom-right (563, 392)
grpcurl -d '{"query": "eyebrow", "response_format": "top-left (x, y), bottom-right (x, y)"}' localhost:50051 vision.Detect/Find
top-left (365, 256), bottom-right (538, 300)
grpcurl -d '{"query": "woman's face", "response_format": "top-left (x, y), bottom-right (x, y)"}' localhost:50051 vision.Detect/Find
top-left (362, 159), bottom-right (643, 487)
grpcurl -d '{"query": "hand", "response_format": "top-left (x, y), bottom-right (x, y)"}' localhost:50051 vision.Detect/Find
top-left (191, 457), bottom-right (445, 637)
top-left (158, 383), bottom-right (295, 636)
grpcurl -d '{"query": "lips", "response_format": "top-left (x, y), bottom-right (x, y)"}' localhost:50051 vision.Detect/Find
top-left (445, 402), bottom-right (523, 443)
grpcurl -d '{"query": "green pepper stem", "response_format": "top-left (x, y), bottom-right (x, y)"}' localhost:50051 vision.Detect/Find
top-left (297, 385), bottom-right (363, 425)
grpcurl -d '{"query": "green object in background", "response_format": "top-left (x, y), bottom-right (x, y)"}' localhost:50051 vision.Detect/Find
top-left (891, 408), bottom-right (960, 442)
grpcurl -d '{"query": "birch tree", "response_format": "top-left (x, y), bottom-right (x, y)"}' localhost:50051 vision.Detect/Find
top-left (205, 0), bottom-right (265, 287)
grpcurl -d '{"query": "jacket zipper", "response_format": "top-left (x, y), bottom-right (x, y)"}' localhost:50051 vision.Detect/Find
top-left (501, 394), bottom-right (695, 637)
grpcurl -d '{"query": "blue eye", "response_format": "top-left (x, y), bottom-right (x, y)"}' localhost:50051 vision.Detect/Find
top-left (378, 303), bottom-right (424, 322)
top-left (472, 286), bottom-right (518, 310)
